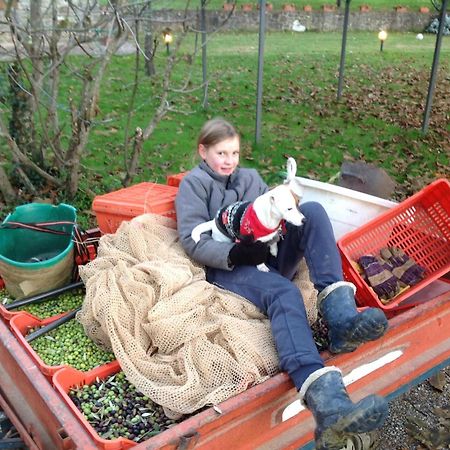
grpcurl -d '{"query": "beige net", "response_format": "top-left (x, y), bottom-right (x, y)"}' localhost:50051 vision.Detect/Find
top-left (77, 213), bottom-right (317, 417)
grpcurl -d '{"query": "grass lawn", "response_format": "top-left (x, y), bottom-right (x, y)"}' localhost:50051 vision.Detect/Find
top-left (74, 30), bottom-right (450, 225)
top-left (1, 30), bottom-right (449, 227)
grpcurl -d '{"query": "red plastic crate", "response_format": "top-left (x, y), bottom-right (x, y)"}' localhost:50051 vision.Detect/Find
top-left (53, 362), bottom-right (138, 450)
top-left (338, 178), bottom-right (450, 312)
top-left (0, 302), bottom-right (50, 322)
top-left (92, 182), bottom-right (178, 234)
top-left (0, 281), bottom-right (89, 322)
top-left (9, 312), bottom-right (69, 376)
top-left (10, 312), bottom-right (117, 378)
top-left (166, 171), bottom-right (188, 187)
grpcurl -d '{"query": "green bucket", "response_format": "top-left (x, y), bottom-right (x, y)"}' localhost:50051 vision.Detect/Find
top-left (0, 203), bottom-right (77, 299)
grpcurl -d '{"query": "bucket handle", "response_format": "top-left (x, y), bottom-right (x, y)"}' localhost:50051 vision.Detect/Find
top-left (0, 220), bottom-right (76, 235)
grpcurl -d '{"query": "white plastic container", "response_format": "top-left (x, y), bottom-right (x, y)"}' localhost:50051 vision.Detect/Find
top-left (298, 177), bottom-right (397, 240)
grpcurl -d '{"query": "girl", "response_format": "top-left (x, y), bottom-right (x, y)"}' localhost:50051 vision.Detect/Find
top-left (175, 117), bottom-right (389, 450)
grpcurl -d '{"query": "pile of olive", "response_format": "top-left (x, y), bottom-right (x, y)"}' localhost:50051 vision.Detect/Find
top-left (310, 316), bottom-right (330, 352)
top-left (1, 288), bottom-right (13, 306)
top-left (69, 370), bottom-right (178, 442)
top-left (29, 319), bottom-right (115, 371)
top-left (1, 288), bottom-right (84, 319)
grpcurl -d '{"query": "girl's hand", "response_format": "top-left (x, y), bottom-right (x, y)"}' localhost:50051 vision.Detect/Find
top-left (228, 241), bottom-right (269, 267)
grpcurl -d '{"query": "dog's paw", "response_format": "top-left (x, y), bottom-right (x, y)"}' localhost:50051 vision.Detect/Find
top-left (256, 263), bottom-right (270, 272)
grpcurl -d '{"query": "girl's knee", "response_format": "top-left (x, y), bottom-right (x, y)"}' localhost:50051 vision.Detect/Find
top-left (300, 201), bottom-right (329, 223)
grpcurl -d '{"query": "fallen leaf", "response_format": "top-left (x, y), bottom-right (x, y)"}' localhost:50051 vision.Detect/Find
top-left (428, 371), bottom-right (446, 392)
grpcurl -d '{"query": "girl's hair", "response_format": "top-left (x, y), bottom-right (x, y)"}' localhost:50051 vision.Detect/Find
top-left (197, 117), bottom-right (239, 148)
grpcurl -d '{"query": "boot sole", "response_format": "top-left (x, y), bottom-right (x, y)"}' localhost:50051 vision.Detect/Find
top-left (329, 309), bottom-right (388, 353)
top-left (316, 395), bottom-right (388, 450)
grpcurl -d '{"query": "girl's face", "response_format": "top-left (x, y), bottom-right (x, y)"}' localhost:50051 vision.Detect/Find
top-left (199, 136), bottom-right (240, 176)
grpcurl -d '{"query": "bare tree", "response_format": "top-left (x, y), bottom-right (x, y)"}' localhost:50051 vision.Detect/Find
top-left (0, 0), bottom-right (129, 202)
top-left (0, 0), bottom-right (236, 204)
top-left (120, 0), bottom-right (236, 185)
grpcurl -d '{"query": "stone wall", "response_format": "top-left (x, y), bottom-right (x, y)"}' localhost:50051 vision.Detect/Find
top-left (150, 9), bottom-right (435, 33)
top-left (0, 7), bottom-right (436, 38)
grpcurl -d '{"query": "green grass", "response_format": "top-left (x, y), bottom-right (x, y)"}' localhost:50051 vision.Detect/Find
top-left (86, 31), bottom-right (448, 189)
top-left (1, 30), bottom-right (449, 226)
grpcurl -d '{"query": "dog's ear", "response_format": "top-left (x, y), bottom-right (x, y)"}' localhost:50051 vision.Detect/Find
top-left (285, 157), bottom-right (297, 184)
top-left (288, 178), bottom-right (304, 200)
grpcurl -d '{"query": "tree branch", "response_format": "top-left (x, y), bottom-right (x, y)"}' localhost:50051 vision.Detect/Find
top-left (0, 111), bottom-right (61, 186)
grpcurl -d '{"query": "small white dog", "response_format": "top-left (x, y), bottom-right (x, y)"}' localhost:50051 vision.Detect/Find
top-left (191, 158), bottom-right (305, 271)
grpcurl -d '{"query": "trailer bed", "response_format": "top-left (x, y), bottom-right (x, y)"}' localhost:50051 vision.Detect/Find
top-left (0, 281), bottom-right (448, 450)
top-left (1, 178), bottom-right (449, 449)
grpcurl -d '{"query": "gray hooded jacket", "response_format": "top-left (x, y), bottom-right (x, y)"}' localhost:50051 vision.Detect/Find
top-left (175, 161), bottom-right (268, 270)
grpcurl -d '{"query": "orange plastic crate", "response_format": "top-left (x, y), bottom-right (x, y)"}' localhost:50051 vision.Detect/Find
top-left (52, 362), bottom-right (135, 450)
top-left (166, 171), bottom-right (188, 187)
top-left (338, 178), bottom-right (450, 312)
top-left (10, 312), bottom-right (117, 378)
top-left (0, 301), bottom-right (47, 322)
top-left (10, 312), bottom-right (72, 376)
top-left (92, 182), bottom-right (178, 234)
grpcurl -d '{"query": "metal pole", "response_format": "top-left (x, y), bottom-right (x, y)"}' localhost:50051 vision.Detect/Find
top-left (200, 0), bottom-right (208, 109)
top-left (255, 0), bottom-right (266, 144)
top-left (337, 0), bottom-right (351, 101)
top-left (422, 0), bottom-right (448, 133)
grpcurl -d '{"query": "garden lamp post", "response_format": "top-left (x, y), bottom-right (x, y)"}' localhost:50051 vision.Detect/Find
top-left (378, 30), bottom-right (387, 51)
top-left (163, 28), bottom-right (173, 55)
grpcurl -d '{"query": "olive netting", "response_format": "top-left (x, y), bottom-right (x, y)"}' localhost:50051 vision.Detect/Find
top-left (77, 213), bottom-right (317, 417)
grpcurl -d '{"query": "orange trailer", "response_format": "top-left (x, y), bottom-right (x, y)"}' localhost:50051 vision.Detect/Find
top-left (0, 178), bottom-right (449, 450)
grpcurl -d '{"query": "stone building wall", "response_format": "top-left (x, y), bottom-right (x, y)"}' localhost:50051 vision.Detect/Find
top-left (0, 6), bottom-right (436, 41)
top-left (150, 9), bottom-right (435, 33)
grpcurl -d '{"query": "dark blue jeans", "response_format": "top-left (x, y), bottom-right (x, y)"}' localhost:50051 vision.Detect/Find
top-left (206, 202), bottom-right (344, 389)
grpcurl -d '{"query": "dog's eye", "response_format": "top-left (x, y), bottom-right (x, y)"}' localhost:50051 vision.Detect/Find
top-left (287, 208), bottom-right (293, 211)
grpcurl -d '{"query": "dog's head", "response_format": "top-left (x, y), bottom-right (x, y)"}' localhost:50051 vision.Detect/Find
top-left (269, 185), bottom-right (305, 226)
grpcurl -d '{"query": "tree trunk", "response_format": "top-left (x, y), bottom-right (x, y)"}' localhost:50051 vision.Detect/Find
top-left (144, 32), bottom-right (156, 76)
top-left (124, 127), bottom-right (143, 186)
top-left (8, 65), bottom-right (35, 160)
top-left (65, 32), bottom-right (129, 198)
top-left (0, 111), bottom-right (60, 186)
top-left (0, 164), bottom-right (17, 205)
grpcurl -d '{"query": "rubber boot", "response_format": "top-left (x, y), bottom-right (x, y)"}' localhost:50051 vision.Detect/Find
top-left (318, 281), bottom-right (388, 353)
top-left (299, 367), bottom-right (388, 450)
